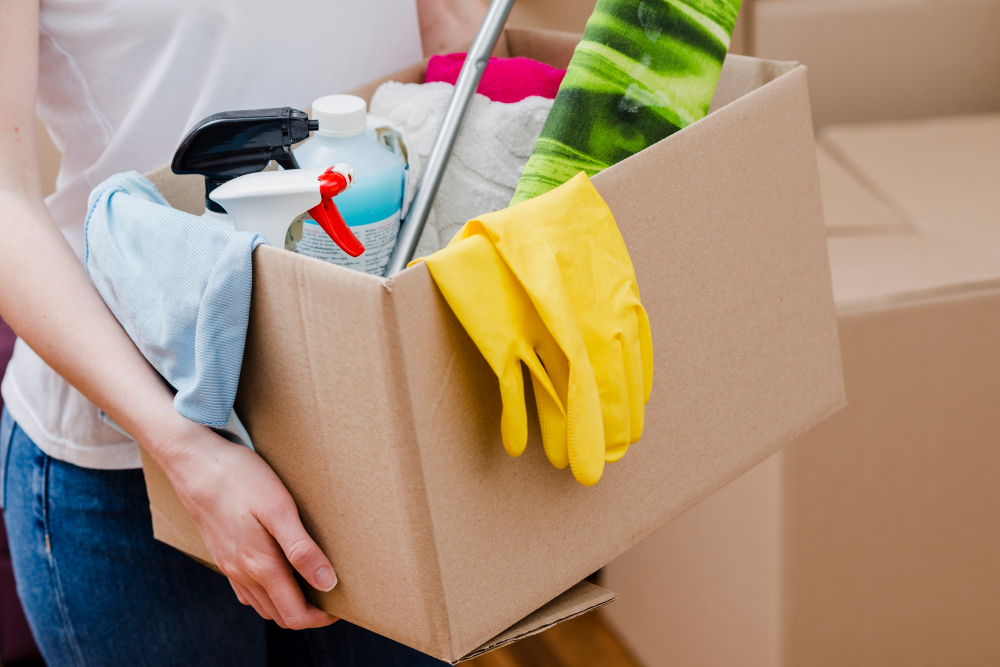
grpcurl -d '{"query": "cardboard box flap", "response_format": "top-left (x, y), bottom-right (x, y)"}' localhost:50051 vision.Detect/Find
top-left (815, 144), bottom-right (910, 237)
top-left (456, 582), bottom-right (616, 664)
top-left (504, 27), bottom-right (581, 70)
top-left (709, 54), bottom-right (797, 114)
top-left (817, 113), bottom-right (1000, 310)
top-left (821, 114), bottom-right (1000, 260)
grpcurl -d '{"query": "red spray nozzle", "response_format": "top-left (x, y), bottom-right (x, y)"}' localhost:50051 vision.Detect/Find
top-left (308, 166), bottom-right (364, 257)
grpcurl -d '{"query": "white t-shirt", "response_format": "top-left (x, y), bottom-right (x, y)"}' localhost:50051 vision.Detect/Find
top-left (0, 0), bottom-right (423, 469)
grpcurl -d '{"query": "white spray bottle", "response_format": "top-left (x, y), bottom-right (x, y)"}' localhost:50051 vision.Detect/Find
top-left (209, 165), bottom-right (363, 256)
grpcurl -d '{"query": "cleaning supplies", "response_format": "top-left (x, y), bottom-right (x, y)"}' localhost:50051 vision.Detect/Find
top-left (369, 81), bottom-right (553, 256)
top-left (511, 0), bottom-right (743, 204)
top-left (172, 107), bottom-right (317, 227)
top-left (292, 95), bottom-right (405, 275)
top-left (85, 171), bottom-right (264, 450)
top-left (209, 165), bottom-right (362, 257)
top-left (418, 173), bottom-right (652, 486)
top-left (425, 54), bottom-right (566, 103)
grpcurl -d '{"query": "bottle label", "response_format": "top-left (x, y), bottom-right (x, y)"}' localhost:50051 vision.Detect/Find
top-left (297, 209), bottom-right (401, 275)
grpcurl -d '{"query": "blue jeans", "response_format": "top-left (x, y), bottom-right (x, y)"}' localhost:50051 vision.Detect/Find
top-left (0, 408), bottom-right (445, 667)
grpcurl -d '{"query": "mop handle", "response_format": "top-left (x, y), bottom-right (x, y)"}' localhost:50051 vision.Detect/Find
top-left (384, 0), bottom-right (516, 277)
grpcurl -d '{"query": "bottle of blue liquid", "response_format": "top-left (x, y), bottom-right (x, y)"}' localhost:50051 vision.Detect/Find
top-left (292, 95), bottom-right (405, 275)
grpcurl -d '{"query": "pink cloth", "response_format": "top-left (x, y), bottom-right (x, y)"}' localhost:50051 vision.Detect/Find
top-left (425, 53), bottom-right (566, 103)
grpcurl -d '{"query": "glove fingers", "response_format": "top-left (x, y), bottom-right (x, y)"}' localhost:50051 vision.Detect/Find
top-left (621, 310), bottom-right (646, 448)
top-left (529, 372), bottom-right (568, 470)
top-left (497, 360), bottom-right (529, 457)
top-left (565, 366), bottom-right (606, 486)
top-left (532, 337), bottom-right (571, 470)
top-left (597, 336), bottom-right (632, 460)
top-left (637, 304), bottom-right (654, 403)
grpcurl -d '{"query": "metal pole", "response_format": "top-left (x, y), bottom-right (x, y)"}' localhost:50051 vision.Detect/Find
top-left (384, 0), bottom-right (516, 276)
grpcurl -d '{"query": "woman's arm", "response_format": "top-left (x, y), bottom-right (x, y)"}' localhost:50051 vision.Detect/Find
top-left (0, 0), bottom-right (336, 630)
top-left (417, 0), bottom-right (487, 55)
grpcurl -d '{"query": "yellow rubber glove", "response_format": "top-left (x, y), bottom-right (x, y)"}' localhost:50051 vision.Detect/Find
top-left (421, 173), bottom-right (652, 485)
top-left (423, 224), bottom-right (605, 485)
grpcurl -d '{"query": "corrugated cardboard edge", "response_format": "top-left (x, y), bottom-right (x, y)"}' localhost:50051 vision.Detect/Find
top-left (455, 582), bottom-right (616, 664)
top-left (373, 271), bottom-right (456, 655)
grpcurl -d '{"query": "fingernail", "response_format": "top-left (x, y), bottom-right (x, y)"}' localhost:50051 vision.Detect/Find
top-left (315, 567), bottom-right (337, 591)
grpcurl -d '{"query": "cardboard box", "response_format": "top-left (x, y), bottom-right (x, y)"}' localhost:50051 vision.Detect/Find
top-left (140, 28), bottom-right (844, 663)
top-left (603, 114), bottom-right (1000, 667)
top-left (753, 0), bottom-right (1000, 128)
top-left (506, 0), bottom-right (597, 34)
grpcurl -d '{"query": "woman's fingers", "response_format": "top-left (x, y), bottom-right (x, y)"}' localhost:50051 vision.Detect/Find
top-left (253, 562), bottom-right (337, 630)
top-left (230, 580), bottom-right (248, 606)
top-left (230, 580), bottom-right (273, 622)
top-left (257, 495), bottom-right (337, 593)
top-left (230, 554), bottom-right (326, 630)
top-left (164, 431), bottom-right (338, 630)
top-left (244, 580), bottom-right (288, 629)
top-left (234, 516), bottom-right (337, 630)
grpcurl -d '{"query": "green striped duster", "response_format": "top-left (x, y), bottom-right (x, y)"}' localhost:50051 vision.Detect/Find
top-left (510, 0), bottom-right (743, 205)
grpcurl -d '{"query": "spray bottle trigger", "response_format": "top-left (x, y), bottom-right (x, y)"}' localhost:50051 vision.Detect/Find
top-left (309, 199), bottom-right (364, 257)
top-left (309, 166), bottom-right (364, 257)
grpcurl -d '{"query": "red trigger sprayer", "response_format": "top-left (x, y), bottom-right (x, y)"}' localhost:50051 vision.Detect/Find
top-left (308, 167), bottom-right (363, 257)
top-left (208, 164), bottom-right (364, 256)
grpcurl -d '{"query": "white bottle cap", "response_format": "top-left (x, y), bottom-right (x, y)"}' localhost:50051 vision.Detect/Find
top-left (312, 95), bottom-right (367, 138)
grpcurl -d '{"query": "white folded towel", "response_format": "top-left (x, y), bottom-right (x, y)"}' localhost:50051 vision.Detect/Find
top-left (369, 81), bottom-right (553, 257)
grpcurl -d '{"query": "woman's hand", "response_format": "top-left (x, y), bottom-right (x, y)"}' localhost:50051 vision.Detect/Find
top-left (417, 0), bottom-right (487, 55)
top-left (149, 415), bottom-right (338, 630)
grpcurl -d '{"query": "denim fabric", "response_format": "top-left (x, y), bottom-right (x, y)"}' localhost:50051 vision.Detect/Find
top-left (84, 172), bottom-right (264, 434)
top-left (0, 408), bottom-right (446, 667)
top-left (0, 407), bottom-right (12, 509)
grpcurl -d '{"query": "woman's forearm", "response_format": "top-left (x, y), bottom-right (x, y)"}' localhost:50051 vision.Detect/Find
top-left (0, 188), bottom-right (194, 463)
top-left (0, 0), bottom-right (186, 463)
top-left (417, 0), bottom-right (487, 55)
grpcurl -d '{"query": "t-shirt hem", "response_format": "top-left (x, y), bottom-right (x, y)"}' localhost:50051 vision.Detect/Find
top-left (1, 371), bottom-right (142, 470)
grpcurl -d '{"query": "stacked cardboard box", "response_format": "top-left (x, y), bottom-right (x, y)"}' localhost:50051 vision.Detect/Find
top-left (753, 0), bottom-right (1000, 128)
top-left (602, 4), bottom-right (1000, 658)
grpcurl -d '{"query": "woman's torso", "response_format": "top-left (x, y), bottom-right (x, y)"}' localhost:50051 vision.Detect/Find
top-left (0, 0), bottom-right (422, 468)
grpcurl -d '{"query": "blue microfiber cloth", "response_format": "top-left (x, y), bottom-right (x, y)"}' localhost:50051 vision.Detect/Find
top-left (84, 171), bottom-right (265, 449)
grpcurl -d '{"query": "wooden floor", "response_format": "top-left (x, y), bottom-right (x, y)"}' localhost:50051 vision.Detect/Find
top-left (468, 611), bottom-right (641, 667)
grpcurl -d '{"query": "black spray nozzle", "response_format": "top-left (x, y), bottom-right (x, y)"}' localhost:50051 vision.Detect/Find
top-left (172, 107), bottom-right (317, 213)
